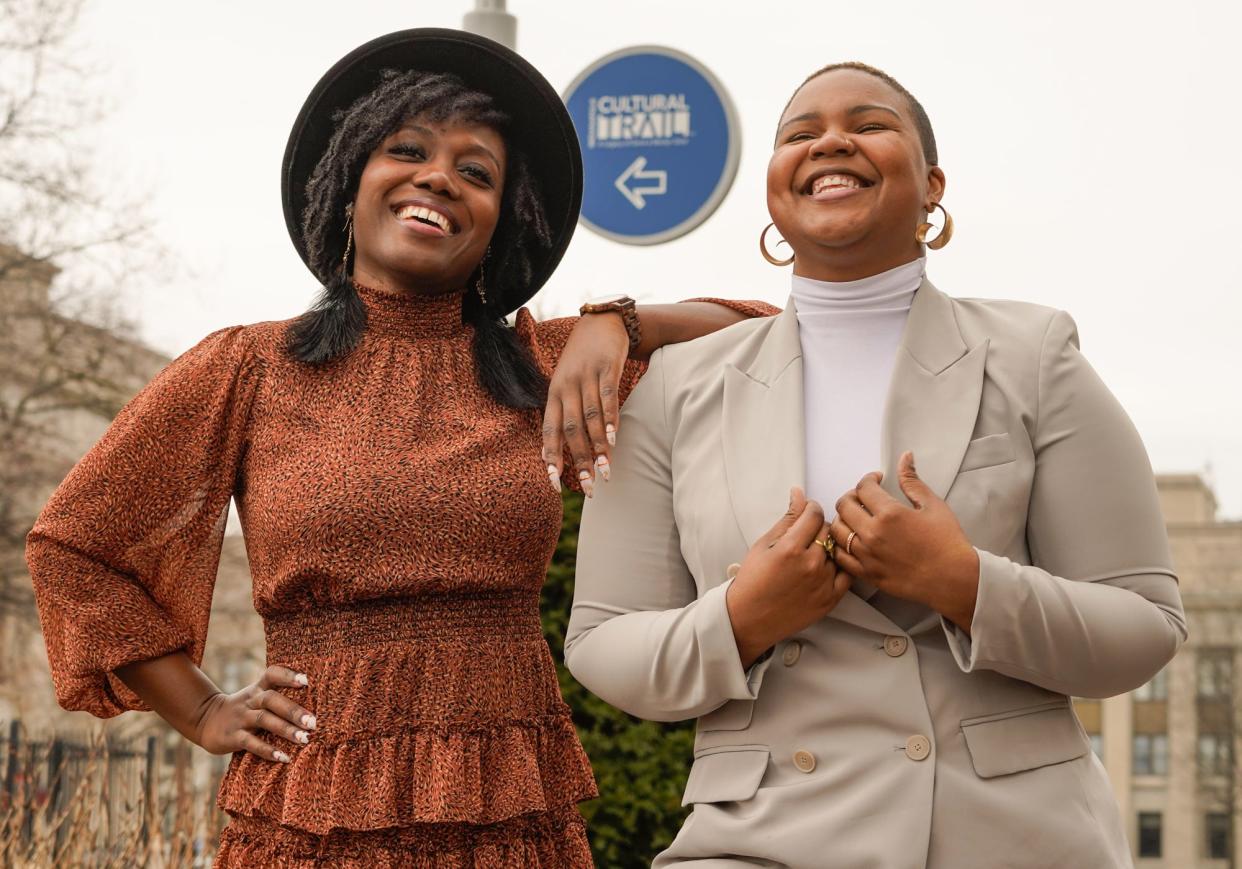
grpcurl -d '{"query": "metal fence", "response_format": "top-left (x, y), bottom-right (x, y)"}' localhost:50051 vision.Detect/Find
top-left (0, 719), bottom-right (222, 868)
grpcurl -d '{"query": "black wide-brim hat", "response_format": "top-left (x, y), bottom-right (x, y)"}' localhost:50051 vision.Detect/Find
top-left (281, 28), bottom-right (583, 314)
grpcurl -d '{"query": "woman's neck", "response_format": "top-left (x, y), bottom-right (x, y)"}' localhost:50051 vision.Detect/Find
top-left (352, 264), bottom-right (464, 299)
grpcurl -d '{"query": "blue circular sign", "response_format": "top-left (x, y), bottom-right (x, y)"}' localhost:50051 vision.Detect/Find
top-left (563, 46), bottom-right (740, 245)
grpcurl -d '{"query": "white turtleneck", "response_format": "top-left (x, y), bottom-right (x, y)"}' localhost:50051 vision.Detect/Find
top-left (792, 257), bottom-right (925, 513)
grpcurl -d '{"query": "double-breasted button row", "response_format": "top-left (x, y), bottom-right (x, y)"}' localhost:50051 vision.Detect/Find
top-left (783, 635), bottom-right (905, 669)
top-left (905, 735), bottom-right (932, 761)
top-left (791, 739), bottom-right (929, 773)
top-left (883, 635), bottom-right (909, 657)
top-left (793, 750), bottom-right (816, 773)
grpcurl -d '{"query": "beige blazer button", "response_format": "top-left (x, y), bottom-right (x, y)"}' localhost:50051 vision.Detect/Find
top-left (782, 640), bottom-right (802, 667)
top-left (905, 735), bottom-right (932, 761)
top-left (793, 750), bottom-right (817, 773)
top-left (884, 636), bottom-right (909, 657)
top-left (726, 563), bottom-right (742, 580)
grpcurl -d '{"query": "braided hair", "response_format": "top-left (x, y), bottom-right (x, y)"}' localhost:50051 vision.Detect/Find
top-left (286, 69), bottom-right (552, 409)
top-left (781, 62), bottom-right (939, 167)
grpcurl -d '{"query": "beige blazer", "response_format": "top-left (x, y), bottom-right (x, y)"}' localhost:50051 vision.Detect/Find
top-left (565, 282), bottom-right (1186, 869)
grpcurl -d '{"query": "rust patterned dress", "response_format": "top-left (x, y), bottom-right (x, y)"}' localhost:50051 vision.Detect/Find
top-left (26, 284), bottom-right (774, 867)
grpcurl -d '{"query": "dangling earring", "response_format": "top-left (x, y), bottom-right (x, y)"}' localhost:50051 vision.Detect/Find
top-left (474, 247), bottom-right (491, 305)
top-left (341, 203), bottom-right (355, 273)
top-left (916, 202), bottom-right (954, 250)
top-left (759, 222), bottom-right (794, 266)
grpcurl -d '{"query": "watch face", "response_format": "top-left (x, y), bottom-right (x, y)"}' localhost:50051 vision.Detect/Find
top-left (586, 293), bottom-right (631, 306)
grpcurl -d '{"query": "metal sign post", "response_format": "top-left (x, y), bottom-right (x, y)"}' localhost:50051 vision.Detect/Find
top-left (564, 46), bottom-right (740, 245)
top-left (462, 0), bottom-right (517, 50)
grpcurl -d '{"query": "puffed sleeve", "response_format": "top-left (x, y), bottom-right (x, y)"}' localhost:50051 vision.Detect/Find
top-left (25, 326), bottom-right (263, 718)
top-left (942, 311), bottom-right (1187, 697)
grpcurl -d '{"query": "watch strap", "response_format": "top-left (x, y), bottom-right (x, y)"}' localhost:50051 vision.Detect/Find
top-left (579, 297), bottom-right (641, 353)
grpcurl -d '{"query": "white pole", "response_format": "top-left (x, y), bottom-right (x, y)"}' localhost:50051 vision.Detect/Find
top-left (462, 0), bottom-right (517, 51)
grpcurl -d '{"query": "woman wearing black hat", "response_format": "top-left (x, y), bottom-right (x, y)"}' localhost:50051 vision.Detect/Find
top-left (24, 29), bottom-right (773, 866)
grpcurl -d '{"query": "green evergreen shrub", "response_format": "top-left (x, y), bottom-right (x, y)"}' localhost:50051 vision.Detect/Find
top-left (540, 491), bottom-right (696, 868)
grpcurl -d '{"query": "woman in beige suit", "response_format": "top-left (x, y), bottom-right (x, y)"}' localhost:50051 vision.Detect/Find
top-left (564, 62), bottom-right (1186, 869)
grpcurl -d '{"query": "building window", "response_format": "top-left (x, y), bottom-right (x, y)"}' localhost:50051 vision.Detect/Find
top-left (1134, 669), bottom-right (1168, 701)
top-left (1072, 697), bottom-right (1103, 759)
top-left (1133, 733), bottom-right (1169, 775)
top-left (1207, 812), bottom-right (1231, 860)
top-left (1138, 812), bottom-right (1162, 858)
top-left (1198, 733), bottom-right (1232, 776)
top-left (1198, 650), bottom-right (1234, 699)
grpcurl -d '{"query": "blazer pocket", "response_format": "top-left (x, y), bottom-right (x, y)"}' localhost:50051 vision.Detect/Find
top-left (960, 701), bottom-right (1087, 779)
top-left (681, 745), bottom-right (770, 806)
top-left (698, 697), bottom-right (756, 732)
top-left (958, 432), bottom-right (1017, 473)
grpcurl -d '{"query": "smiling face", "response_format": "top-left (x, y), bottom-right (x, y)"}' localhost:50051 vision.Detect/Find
top-left (350, 115), bottom-right (507, 295)
top-left (768, 68), bottom-right (945, 281)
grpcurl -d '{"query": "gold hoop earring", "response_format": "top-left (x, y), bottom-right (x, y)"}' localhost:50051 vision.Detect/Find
top-left (341, 204), bottom-right (355, 273)
top-left (760, 222), bottom-right (794, 266)
top-left (916, 202), bottom-right (954, 250)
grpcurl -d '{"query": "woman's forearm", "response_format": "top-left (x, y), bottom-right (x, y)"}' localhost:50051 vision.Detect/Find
top-left (114, 651), bottom-right (224, 744)
top-left (631, 302), bottom-right (754, 361)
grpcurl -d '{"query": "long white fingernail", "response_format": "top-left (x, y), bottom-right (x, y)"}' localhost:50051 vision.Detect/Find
top-left (596, 455), bottom-right (611, 482)
top-left (302, 714), bottom-right (316, 730)
top-left (294, 673), bottom-right (308, 687)
top-left (579, 470), bottom-right (594, 499)
top-left (295, 730), bottom-right (310, 744)
top-left (547, 465), bottom-right (561, 493)
top-left (274, 751), bottom-right (291, 763)
top-left (606, 424), bottom-right (617, 447)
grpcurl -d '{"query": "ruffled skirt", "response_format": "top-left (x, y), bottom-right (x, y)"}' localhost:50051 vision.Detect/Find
top-left (213, 592), bottom-right (597, 866)
top-left (215, 808), bottom-right (592, 867)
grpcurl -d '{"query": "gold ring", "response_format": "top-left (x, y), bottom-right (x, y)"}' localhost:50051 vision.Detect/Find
top-left (815, 536), bottom-right (835, 558)
top-left (845, 530), bottom-right (858, 556)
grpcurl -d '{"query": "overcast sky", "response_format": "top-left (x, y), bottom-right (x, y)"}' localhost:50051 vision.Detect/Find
top-left (75, 0), bottom-right (1242, 516)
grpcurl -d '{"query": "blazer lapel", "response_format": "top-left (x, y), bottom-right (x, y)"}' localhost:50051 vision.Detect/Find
top-left (880, 280), bottom-right (989, 503)
top-left (720, 301), bottom-right (906, 638)
top-left (721, 303), bottom-right (805, 548)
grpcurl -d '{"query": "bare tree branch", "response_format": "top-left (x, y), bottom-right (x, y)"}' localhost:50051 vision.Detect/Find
top-left (0, 0), bottom-right (166, 610)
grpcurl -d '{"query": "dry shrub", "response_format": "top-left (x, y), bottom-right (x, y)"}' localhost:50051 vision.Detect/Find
top-left (0, 727), bottom-right (224, 868)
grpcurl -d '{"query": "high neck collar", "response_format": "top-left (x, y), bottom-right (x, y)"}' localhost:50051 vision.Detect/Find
top-left (790, 257), bottom-right (925, 315)
top-left (353, 281), bottom-right (466, 340)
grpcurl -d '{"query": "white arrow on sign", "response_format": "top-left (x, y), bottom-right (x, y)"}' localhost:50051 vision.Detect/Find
top-left (614, 156), bottom-right (667, 210)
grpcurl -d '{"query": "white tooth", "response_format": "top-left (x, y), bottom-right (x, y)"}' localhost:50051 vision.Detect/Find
top-left (812, 174), bottom-right (864, 193)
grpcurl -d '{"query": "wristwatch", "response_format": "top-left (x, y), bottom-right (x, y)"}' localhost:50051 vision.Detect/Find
top-left (579, 294), bottom-right (641, 353)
